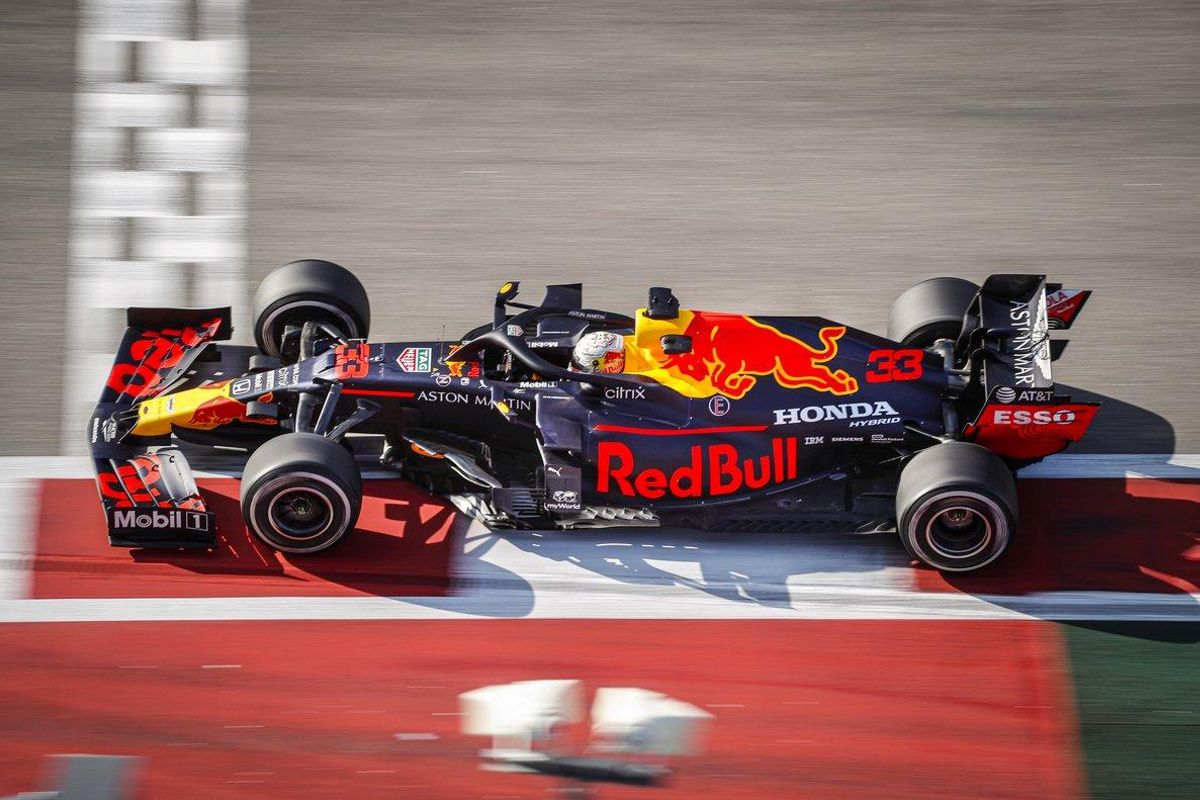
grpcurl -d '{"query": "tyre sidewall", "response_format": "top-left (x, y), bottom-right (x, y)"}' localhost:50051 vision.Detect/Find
top-left (898, 483), bottom-right (1015, 571)
top-left (244, 468), bottom-right (358, 554)
top-left (255, 294), bottom-right (362, 358)
top-left (887, 276), bottom-right (979, 347)
top-left (899, 320), bottom-right (962, 350)
top-left (240, 433), bottom-right (363, 554)
top-left (252, 260), bottom-right (370, 356)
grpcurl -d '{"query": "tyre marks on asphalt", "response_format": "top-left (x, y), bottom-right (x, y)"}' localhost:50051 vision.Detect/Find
top-left (63, 0), bottom-right (248, 454)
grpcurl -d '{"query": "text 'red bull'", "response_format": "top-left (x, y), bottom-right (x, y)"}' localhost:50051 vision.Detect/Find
top-left (657, 313), bottom-right (859, 399)
top-left (597, 439), bottom-right (800, 499)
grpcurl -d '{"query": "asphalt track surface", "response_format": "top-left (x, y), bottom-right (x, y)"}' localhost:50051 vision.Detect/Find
top-left (0, 466), bottom-right (1196, 798)
top-left (1, 0), bottom-right (1199, 453)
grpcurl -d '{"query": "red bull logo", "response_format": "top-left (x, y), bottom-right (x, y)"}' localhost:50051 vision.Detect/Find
top-left (187, 389), bottom-right (276, 430)
top-left (189, 395), bottom-right (246, 429)
top-left (132, 380), bottom-right (277, 437)
top-left (444, 344), bottom-right (482, 378)
top-left (651, 313), bottom-right (859, 400)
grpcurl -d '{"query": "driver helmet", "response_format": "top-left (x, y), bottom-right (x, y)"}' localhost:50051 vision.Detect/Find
top-left (572, 331), bottom-right (626, 374)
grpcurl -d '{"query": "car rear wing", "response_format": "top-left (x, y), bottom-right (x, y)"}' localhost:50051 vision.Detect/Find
top-left (88, 307), bottom-right (231, 548)
top-left (957, 275), bottom-right (1099, 462)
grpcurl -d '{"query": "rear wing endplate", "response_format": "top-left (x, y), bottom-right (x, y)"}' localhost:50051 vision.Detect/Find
top-left (960, 275), bottom-right (1099, 462)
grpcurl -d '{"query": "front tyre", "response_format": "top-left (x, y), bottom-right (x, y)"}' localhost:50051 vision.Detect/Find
top-left (895, 441), bottom-right (1017, 572)
top-left (240, 433), bottom-right (363, 554)
top-left (253, 259), bottom-right (370, 359)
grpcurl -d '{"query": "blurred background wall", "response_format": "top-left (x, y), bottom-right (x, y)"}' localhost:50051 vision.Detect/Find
top-left (1, 0), bottom-right (1197, 454)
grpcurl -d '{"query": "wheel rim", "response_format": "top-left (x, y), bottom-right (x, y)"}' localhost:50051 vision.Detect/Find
top-left (925, 504), bottom-right (991, 560)
top-left (259, 300), bottom-right (358, 357)
top-left (248, 472), bottom-right (354, 553)
top-left (267, 487), bottom-right (333, 541)
top-left (908, 491), bottom-right (1009, 570)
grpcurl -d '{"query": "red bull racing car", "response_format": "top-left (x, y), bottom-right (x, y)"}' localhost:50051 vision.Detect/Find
top-left (88, 261), bottom-right (1096, 571)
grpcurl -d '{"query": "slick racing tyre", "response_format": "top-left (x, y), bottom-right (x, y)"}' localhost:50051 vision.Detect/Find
top-left (253, 259), bottom-right (370, 359)
top-left (895, 441), bottom-right (1017, 572)
top-left (886, 277), bottom-right (979, 348)
top-left (241, 433), bottom-right (363, 554)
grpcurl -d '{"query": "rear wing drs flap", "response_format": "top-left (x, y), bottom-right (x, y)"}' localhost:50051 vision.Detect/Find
top-left (88, 307), bottom-right (232, 548)
top-left (958, 275), bottom-right (1099, 462)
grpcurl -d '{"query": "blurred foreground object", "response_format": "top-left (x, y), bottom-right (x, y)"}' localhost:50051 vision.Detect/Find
top-left (2, 755), bottom-right (142, 800)
top-left (460, 679), bottom-right (712, 797)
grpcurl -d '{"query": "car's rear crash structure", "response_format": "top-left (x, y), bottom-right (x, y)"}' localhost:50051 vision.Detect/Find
top-left (88, 260), bottom-right (1096, 571)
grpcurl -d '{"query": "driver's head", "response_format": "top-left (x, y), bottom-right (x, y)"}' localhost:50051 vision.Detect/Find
top-left (572, 331), bottom-right (625, 374)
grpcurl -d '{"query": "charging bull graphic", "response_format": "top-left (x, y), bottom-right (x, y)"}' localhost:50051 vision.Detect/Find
top-left (189, 392), bottom-right (276, 430)
top-left (126, 379), bottom-right (278, 437)
top-left (653, 312), bottom-right (859, 400)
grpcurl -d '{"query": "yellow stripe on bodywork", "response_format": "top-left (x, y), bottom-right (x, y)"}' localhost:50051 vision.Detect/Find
top-left (621, 308), bottom-right (715, 398)
top-left (130, 381), bottom-right (239, 437)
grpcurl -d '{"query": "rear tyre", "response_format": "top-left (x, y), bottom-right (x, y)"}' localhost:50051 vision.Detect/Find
top-left (253, 259), bottom-right (370, 358)
top-left (895, 441), bottom-right (1017, 572)
top-left (240, 433), bottom-right (362, 554)
top-left (886, 277), bottom-right (979, 348)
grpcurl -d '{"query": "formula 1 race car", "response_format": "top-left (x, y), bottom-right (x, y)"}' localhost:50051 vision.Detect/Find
top-left (87, 261), bottom-right (1097, 571)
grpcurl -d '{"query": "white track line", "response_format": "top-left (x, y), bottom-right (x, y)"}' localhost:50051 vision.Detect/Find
top-left (0, 478), bottom-right (36, 601)
top-left (1018, 453), bottom-right (1200, 479)
top-left (1, 454), bottom-right (1196, 621)
top-left (0, 591), bottom-right (1196, 623)
top-left (1, 504), bottom-right (1198, 622)
top-left (63, 0), bottom-right (248, 455)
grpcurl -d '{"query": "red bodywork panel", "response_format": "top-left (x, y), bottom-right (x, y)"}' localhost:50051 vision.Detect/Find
top-left (104, 316), bottom-right (224, 403)
top-left (964, 402), bottom-right (1101, 461)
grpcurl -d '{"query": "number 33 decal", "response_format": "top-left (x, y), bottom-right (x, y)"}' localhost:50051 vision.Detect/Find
top-left (334, 342), bottom-right (370, 380)
top-left (866, 349), bottom-right (924, 383)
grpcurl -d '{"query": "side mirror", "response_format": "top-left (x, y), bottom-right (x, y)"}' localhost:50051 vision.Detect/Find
top-left (496, 281), bottom-right (521, 303)
top-left (494, 280), bottom-right (521, 329)
top-left (660, 335), bottom-right (692, 355)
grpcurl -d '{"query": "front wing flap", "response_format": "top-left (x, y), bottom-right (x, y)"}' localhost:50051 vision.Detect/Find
top-left (95, 448), bottom-right (215, 548)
